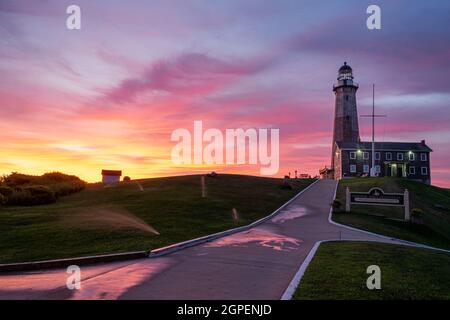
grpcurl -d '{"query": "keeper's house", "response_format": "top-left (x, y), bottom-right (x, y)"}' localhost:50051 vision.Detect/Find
top-left (333, 140), bottom-right (432, 184)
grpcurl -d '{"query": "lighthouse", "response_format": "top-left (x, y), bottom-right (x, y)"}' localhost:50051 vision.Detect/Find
top-left (331, 62), bottom-right (360, 174)
top-left (328, 62), bottom-right (432, 184)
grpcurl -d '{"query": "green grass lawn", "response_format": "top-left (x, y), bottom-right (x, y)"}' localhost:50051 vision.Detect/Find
top-left (293, 241), bottom-right (450, 300)
top-left (332, 177), bottom-right (450, 249)
top-left (0, 174), bottom-right (314, 264)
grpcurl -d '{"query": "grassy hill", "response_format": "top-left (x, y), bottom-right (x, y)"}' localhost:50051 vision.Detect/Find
top-left (332, 177), bottom-right (450, 249)
top-left (0, 174), bottom-right (314, 264)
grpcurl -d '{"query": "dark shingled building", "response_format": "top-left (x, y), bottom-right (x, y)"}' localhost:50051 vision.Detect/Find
top-left (330, 63), bottom-right (433, 184)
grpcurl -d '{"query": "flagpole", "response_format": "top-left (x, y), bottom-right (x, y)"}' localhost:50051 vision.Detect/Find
top-left (372, 84), bottom-right (375, 176)
top-left (361, 84), bottom-right (386, 177)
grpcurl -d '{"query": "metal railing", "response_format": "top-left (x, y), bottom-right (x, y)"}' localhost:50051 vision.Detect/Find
top-left (333, 81), bottom-right (359, 89)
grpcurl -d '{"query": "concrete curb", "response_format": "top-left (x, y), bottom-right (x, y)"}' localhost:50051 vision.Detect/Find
top-left (0, 251), bottom-right (148, 273)
top-left (149, 179), bottom-right (320, 258)
top-left (281, 240), bottom-right (322, 300)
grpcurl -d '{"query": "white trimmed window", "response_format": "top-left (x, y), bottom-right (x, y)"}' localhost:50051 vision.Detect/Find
top-left (363, 165), bottom-right (370, 173)
top-left (386, 152), bottom-right (392, 160)
top-left (409, 166), bottom-right (416, 174)
top-left (375, 165), bottom-right (381, 173)
top-left (408, 152), bottom-right (415, 161)
top-left (375, 152), bottom-right (380, 160)
top-left (363, 152), bottom-right (369, 160)
top-left (350, 151), bottom-right (356, 160)
top-left (350, 164), bottom-right (357, 173)
top-left (421, 153), bottom-right (427, 161)
top-left (421, 167), bottom-right (428, 175)
top-left (397, 153), bottom-right (404, 161)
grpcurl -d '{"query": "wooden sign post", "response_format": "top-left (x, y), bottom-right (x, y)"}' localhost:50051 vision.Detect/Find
top-left (346, 187), bottom-right (410, 221)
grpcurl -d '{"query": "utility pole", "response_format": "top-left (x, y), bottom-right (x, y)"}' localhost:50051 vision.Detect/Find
top-left (361, 84), bottom-right (386, 177)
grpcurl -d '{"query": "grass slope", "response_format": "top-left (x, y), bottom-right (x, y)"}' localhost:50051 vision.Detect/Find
top-left (293, 241), bottom-right (450, 300)
top-left (332, 177), bottom-right (450, 249)
top-left (0, 174), bottom-right (314, 264)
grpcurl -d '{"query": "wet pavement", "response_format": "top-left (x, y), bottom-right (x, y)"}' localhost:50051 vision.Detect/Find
top-left (0, 180), bottom-right (403, 300)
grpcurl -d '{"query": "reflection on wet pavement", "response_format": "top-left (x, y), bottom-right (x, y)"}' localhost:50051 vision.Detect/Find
top-left (70, 259), bottom-right (172, 300)
top-left (0, 258), bottom-right (172, 300)
top-left (271, 206), bottom-right (307, 223)
top-left (204, 228), bottom-right (302, 251)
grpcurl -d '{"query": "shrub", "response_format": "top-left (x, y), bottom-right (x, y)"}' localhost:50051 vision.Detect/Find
top-left (1, 172), bottom-right (85, 206)
top-left (123, 176), bottom-right (131, 182)
top-left (0, 194), bottom-right (6, 205)
top-left (332, 199), bottom-right (343, 212)
top-left (3, 172), bottom-right (37, 186)
top-left (51, 181), bottom-right (86, 197)
top-left (411, 208), bottom-right (424, 224)
top-left (7, 185), bottom-right (56, 206)
top-left (411, 208), bottom-right (424, 218)
top-left (41, 172), bottom-right (82, 183)
top-left (0, 186), bottom-right (14, 197)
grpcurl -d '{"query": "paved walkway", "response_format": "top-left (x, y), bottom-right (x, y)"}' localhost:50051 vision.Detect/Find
top-left (0, 180), bottom-right (405, 300)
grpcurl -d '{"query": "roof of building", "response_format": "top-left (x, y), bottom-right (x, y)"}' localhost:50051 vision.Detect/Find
top-left (101, 170), bottom-right (122, 176)
top-left (335, 141), bottom-right (433, 152)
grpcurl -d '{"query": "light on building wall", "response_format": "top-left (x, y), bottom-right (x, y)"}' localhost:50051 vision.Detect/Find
top-left (357, 149), bottom-right (362, 153)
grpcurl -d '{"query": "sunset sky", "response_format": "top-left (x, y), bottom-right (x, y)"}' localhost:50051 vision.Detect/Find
top-left (1, 0), bottom-right (450, 186)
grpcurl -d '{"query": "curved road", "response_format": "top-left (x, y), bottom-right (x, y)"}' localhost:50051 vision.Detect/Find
top-left (0, 180), bottom-right (404, 300)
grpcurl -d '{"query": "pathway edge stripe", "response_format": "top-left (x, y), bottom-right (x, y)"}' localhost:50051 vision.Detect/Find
top-left (280, 240), bottom-right (323, 300)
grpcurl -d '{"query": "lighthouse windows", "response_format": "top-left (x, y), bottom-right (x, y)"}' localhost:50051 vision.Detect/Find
top-left (345, 95), bottom-right (349, 101)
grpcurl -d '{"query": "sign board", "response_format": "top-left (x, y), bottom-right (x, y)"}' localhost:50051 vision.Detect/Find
top-left (350, 187), bottom-right (404, 206)
top-left (346, 187), bottom-right (410, 220)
